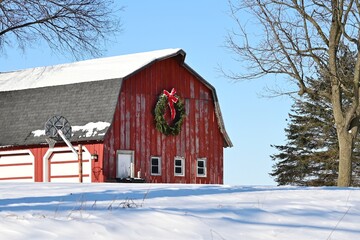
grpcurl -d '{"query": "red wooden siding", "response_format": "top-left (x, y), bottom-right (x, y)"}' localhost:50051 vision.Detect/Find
top-left (103, 57), bottom-right (224, 184)
top-left (27, 143), bottom-right (104, 182)
top-left (1, 54), bottom-right (225, 184)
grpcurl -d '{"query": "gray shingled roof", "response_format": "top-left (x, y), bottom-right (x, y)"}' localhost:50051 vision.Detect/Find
top-left (0, 78), bottom-right (122, 147)
top-left (0, 49), bottom-right (184, 148)
top-left (0, 49), bottom-right (232, 148)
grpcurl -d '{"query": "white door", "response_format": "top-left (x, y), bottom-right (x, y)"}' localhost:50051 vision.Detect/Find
top-left (43, 147), bottom-right (91, 183)
top-left (0, 150), bottom-right (35, 182)
top-left (116, 150), bottom-right (134, 179)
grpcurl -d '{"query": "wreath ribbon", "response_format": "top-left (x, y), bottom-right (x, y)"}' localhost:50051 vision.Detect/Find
top-left (163, 88), bottom-right (178, 120)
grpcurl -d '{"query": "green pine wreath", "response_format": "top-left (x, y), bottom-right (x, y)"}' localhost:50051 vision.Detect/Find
top-left (154, 94), bottom-right (186, 136)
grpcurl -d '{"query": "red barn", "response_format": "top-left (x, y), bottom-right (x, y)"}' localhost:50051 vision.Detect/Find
top-left (0, 49), bottom-right (232, 184)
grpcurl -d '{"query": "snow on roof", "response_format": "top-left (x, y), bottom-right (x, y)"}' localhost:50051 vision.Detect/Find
top-left (0, 48), bottom-right (183, 92)
top-left (31, 121), bottom-right (110, 139)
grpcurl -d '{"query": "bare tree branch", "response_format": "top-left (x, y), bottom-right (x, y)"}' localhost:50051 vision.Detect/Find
top-left (226, 0), bottom-right (360, 187)
top-left (0, 0), bottom-right (123, 59)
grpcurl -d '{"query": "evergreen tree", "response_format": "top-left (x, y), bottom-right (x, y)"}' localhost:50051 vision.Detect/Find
top-left (270, 96), bottom-right (339, 186)
top-left (227, 0), bottom-right (360, 187)
top-left (271, 46), bottom-right (360, 186)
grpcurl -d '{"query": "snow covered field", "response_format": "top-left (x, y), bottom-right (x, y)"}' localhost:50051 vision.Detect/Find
top-left (0, 183), bottom-right (359, 239)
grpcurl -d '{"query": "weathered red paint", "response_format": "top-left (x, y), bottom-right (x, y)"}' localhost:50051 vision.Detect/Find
top-left (103, 57), bottom-right (225, 184)
top-left (1, 55), bottom-right (227, 184)
top-left (25, 143), bottom-right (104, 182)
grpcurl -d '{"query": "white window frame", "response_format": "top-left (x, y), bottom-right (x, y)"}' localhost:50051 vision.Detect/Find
top-left (197, 158), bottom-right (207, 177)
top-left (174, 156), bottom-right (185, 177)
top-left (150, 156), bottom-right (161, 176)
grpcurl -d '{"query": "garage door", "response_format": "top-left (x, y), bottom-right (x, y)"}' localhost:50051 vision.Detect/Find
top-left (0, 150), bottom-right (35, 182)
top-left (44, 147), bottom-right (91, 183)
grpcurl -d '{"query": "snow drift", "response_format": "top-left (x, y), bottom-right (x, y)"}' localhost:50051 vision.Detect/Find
top-left (0, 183), bottom-right (359, 239)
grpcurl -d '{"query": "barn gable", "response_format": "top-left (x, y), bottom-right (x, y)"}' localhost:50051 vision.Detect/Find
top-left (0, 48), bottom-right (232, 149)
top-left (183, 63), bottom-right (232, 148)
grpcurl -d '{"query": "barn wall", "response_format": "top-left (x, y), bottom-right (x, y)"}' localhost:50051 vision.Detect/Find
top-left (104, 57), bottom-right (224, 184)
top-left (103, 118), bottom-right (120, 181)
top-left (30, 146), bottom-right (48, 182)
top-left (81, 143), bottom-right (105, 182)
top-left (3, 143), bottom-right (105, 182)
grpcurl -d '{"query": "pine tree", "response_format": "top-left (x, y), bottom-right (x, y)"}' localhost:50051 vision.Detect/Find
top-left (270, 96), bottom-right (339, 186)
top-left (270, 46), bottom-right (360, 186)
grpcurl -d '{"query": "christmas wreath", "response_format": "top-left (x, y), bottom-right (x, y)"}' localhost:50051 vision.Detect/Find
top-left (154, 88), bottom-right (186, 136)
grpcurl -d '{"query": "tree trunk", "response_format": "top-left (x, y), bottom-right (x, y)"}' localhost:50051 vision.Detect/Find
top-left (337, 129), bottom-right (354, 187)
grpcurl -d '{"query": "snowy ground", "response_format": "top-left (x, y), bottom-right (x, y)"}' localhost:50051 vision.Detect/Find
top-left (0, 183), bottom-right (359, 239)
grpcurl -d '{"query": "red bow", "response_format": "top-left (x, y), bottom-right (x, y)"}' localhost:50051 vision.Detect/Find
top-left (163, 88), bottom-right (179, 120)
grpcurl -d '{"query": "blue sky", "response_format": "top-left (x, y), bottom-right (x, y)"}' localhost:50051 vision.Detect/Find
top-left (1, 1), bottom-right (293, 185)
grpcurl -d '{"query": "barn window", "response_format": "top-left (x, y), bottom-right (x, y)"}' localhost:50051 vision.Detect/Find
top-left (151, 156), bottom-right (161, 175)
top-left (197, 158), bottom-right (207, 177)
top-left (174, 156), bottom-right (185, 176)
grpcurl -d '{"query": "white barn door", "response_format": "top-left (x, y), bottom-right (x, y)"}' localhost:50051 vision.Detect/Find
top-left (43, 147), bottom-right (91, 183)
top-left (116, 150), bottom-right (134, 179)
top-left (0, 150), bottom-right (35, 182)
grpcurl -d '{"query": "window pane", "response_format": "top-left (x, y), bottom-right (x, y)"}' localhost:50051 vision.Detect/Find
top-left (198, 168), bottom-right (204, 175)
top-left (175, 159), bottom-right (182, 166)
top-left (198, 161), bottom-right (204, 168)
top-left (152, 158), bottom-right (158, 166)
top-left (175, 167), bottom-right (182, 174)
top-left (152, 166), bottom-right (159, 174)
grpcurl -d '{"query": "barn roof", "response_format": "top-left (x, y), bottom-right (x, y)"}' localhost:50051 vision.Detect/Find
top-left (0, 49), bottom-right (232, 148)
top-left (0, 48), bottom-right (183, 92)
